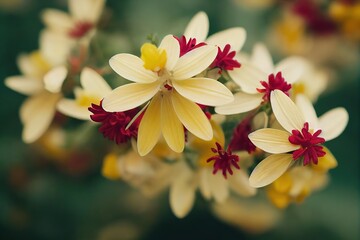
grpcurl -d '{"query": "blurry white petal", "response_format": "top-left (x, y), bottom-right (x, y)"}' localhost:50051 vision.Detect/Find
top-left (208, 170), bottom-right (229, 203)
top-left (207, 27), bottom-right (246, 52)
top-left (137, 94), bottom-right (162, 156)
top-left (172, 78), bottom-right (233, 106)
top-left (199, 169), bottom-right (211, 200)
top-left (228, 63), bottom-right (266, 94)
top-left (69, 0), bottom-right (105, 22)
top-left (161, 94), bottom-right (185, 153)
top-left (249, 128), bottom-right (298, 153)
top-left (228, 170), bottom-right (257, 197)
top-left (215, 92), bottom-right (262, 115)
top-left (159, 35), bottom-right (180, 71)
top-left (102, 82), bottom-right (160, 112)
top-left (109, 54), bottom-right (158, 83)
top-left (172, 91), bottom-right (212, 141)
top-left (172, 45), bottom-right (217, 80)
top-left (57, 99), bottom-right (90, 120)
top-left (80, 67), bottom-right (112, 96)
top-left (295, 94), bottom-right (319, 129)
top-left (270, 90), bottom-right (305, 132)
top-left (43, 66), bottom-right (67, 93)
top-left (249, 154), bottom-right (293, 188)
top-left (319, 107), bottom-right (349, 141)
top-left (275, 57), bottom-right (307, 84)
top-left (20, 92), bottom-right (61, 143)
top-left (41, 9), bottom-right (73, 32)
top-left (5, 76), bottom-right (43, 96)
top-left (250, 43), bottom-right (274, 73)
top-left (183, 11), bottom-right (209, 42)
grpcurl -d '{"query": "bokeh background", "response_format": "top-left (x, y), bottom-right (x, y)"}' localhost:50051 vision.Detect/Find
top-left (0, 0), bottom-right (359, 239)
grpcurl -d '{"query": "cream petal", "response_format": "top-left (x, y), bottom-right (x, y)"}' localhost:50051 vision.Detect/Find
top-left (161, 93), bottom-right (185, 153)
top-left (250, 43), bottom-right (274, 73)
top-left (172, 78), bottom-right (233, 106)
top-left (228, 170), bottom-right (257, 197)
top-left (17, 52), bottom-right (48, 79)
top-left (199, 169), bottom-right (211, 200)
top-left (41, 9), bottom-right (73, 32)
top-left (172, 91), bottom-right (212, 140)
top-left (102, 82), bottom-right (160, 112)
top-left (5, 76), bottom-right (43, 96)
top-left (215, 92), bottom-right (262, 115)
top-left (249, 128), bottom-right (299, 154)
top-left (80, 67), bottom-right (112, 96)
top-left (249, 154), bottom-right (293, 188)
top-left (228, 63), bottom-right (266, 94)
top-left (270, 90), bottom-right (305, 132)
top-left (319, 107), bottom-right (349, 141)
top-left (275, 57), bottom-right (307, 84)
top-left (206, 27), bottom-right (246, 52)
top-left (57, 99), bottom-right (90, 120)
top-left (295, 94), bottom-right (319, 129)
top-left (20, 92), bottom-right (61, 143)
top-left (208, 170), bottom-right (229, 203)
top-left (159, 35), bottom-right (180, 71)
top-left (172, 45), bottom-right (217, 80)
top-left (137, 94), bottom-right (162, 156)
top-left (183, 11), bottom-right (209, 42)
top-left (69, 0), bottom-right (105, 22)
top-left (43, 66), bottom-right (67, 93)
top-left (109, 54), bottom-right (158, 83)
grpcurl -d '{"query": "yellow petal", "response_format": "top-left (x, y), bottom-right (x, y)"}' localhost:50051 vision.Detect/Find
top-left (228, 170), bottom-right (257, 197)
top-left (215, 92), bottom-right (262, 115)
top-left (161, 93), bottom-right (185, 153)
top-left (101, 153), bottom-right (121, 180)
top-left (137, 94), bottom-right (162, 156)
top-left (171, 91), bottom-right (212, 141)
top-left (249, 154), bottom-right (293, 188)
top-left (312, 147), bottom-right (338, 171)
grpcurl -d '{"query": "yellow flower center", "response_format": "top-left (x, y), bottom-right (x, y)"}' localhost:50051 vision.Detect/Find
top-left (140, 43), bottom-right (167, 72)
top-left (292, 82), bottom-right (306, 96)
top-left (76, 93), bottom-right (101, 107)
top-left (29, 51), bottom-right (51, 76)
top-left (102, 153), bottom-right (121, 180)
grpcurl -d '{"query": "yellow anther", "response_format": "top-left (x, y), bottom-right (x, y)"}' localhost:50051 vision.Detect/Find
top-left (140, 43), bottom-right (167, 72)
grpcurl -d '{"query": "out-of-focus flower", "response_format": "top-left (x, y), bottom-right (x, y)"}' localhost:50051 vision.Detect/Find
top-left (248, 90), bottom-right (348, 187)
top-left (103, 35), bottom-right (233, 156)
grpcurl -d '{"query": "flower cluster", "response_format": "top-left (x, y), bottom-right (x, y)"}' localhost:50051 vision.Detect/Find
top-left (5, 1), bottom-right (349, 224)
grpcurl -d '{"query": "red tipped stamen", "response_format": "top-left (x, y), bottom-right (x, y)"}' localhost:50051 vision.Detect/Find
top-left (257, 72), bottom-right (292, 102)
top-left (211, 44), bottom-right (241, 71)
top-left (207, 142), bottom-right (240, 179)
top-left (68, 21), bottom-right (94, 38)
top-left (174, 35), bottom-right (206, 57)
top-left (88, 100), bottom-right (141, 144)
top-left (229, 117), bottom-right (256, 153)
top-left (288, 122), bottom-right (326, 165)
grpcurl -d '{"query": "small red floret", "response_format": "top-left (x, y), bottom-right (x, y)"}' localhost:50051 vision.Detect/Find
top-left (174, 35), bottom-right (207, 57)
top-left (257, 72), bottom-right (292, 102)
top-left (211, 44), bottom-right (241, 71)
top-left (229, 117), bottom-right (256, 153)
top-left (68, 21), bottom-right (94, 38)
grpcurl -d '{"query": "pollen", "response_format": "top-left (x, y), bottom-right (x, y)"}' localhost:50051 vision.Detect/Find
top-left (140, 43), bottom-right (167, 72)
top-left (76, 92), bottom-right (101, 107)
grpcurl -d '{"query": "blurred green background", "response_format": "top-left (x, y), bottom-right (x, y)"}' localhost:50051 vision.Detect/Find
top-left (0, 0), bottom-right (359, 239)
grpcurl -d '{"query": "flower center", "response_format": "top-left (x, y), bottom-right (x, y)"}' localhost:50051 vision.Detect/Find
top-left (68, 21), bottom-right (94, 38)
top-left (76, 93), bottom-right (101, 107)
top-left (174, 35), bottom-right (206, 57)
top-left (257, 72), bottom-right (292, 102)
top-left (229, 116), bottom-right (256, 153)
top-left (207, 142), bottom-right (240, 179)
top-left (211, 44), bottom-right (241, 71)
top-left (141, 43), bottom-right (167, 72)
top-left (288, 122), bottom-right (326, 165)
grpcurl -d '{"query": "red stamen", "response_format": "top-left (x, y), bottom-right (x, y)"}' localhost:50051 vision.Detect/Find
top-left (207, 142), bottom-right (240, 179)
top-left (288, 122), bottom-right (326, 165)
top-left (174, 35), bottom-right (206, 57)
top-left (229, 117), bottom-right (256, 153)
top-left (88, 100), bottom-right (142, 144)
top-left (257, 72), bottom-right (292, 102)
top-left (211, 44), bottom-right (241, 71)
top-left (68, 21), bottom-right (94, 39)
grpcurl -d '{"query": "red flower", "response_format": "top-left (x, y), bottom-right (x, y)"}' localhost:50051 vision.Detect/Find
top-left (257, 72), bottom-right (291, 102)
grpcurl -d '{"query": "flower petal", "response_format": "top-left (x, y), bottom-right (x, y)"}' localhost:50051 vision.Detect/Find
top-left (172, 91), bottom-right (212, 140)
top-left (215, 92), bottom-right (262, 115)
top-left (208, 169), bottom-right (229, 203)
top-left (172, 45), bottom-right (217, 80)
top-left (275, 56), bottom-right (307, 84)
top-left (137, 94), bottom-right (162, 156)
top-left (228, 63), bottom-right (266, 94)
top-left (199, 169), bottom-right (211, 200)
top-left (57, 99), bottom-right (90, 120)
top-left (80, 67), bottom-right (112, 96)
top-left (295, 94), bottom-right (319, 129)
top-left (5, 76), bottom-right (43, 96)
top-left (319, 107), bottom-right (349, 141)
top-left (43, 66), bottom-right (67, 93)
top-left (270, 90), bottom-right (305, 132)
top-left (228, 169), bottom-right (257, 197)
top-left (159, 35), bottom-right (180, 71)
top-left (102, 82), bottom-right (160, 112)
top-left (69, 0), bottom-right (105, 22)
top-left (249, 154), bottom-right (293, 188)
top-left (183, 11), bottom-right (209, 42)
top-left (249, 128), bottom-right (299, 154)
top-left (109, 54), bottom-right (158, 83)
top-left (41, 9), bottom-right (73, 32)
top-left (172, 78), bottom-right (233, 106)
top-left (250, 43), bottom-right (274, 73)
top-left (20, 92), bottom-right (61, 143)
top-left (206, 27), bottom-right (246, 52)
top-left (161, 93), bottom-right (185, 153)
